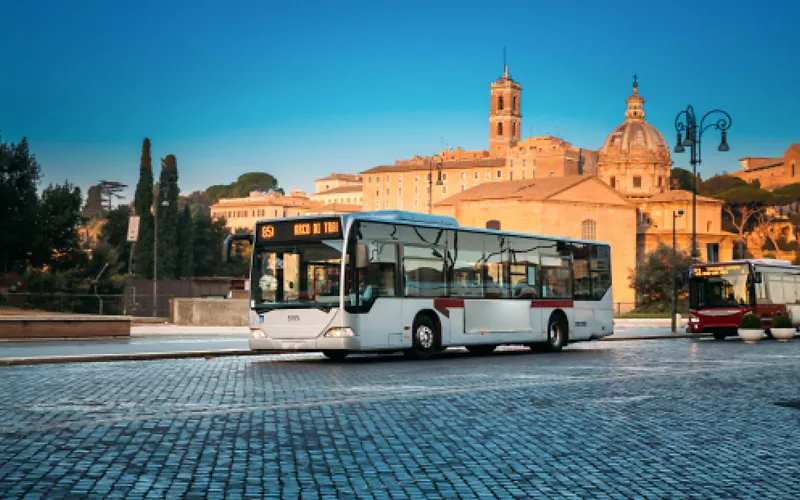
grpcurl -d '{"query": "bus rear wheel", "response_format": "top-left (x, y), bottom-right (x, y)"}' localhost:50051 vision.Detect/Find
top-left (534, 314), bottom-right (567, 352)
top-left (322, 350), bottom-right (348, 360)
top-left (405, 315), bottom-right (438, 360)
top-left (466, 345), bottom-right (496, 356)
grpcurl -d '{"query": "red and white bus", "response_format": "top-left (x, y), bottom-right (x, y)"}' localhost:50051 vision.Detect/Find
top-left (226, 211), bottom-right (614, 359)
top-left (688, 259), bottom-right (800, 339)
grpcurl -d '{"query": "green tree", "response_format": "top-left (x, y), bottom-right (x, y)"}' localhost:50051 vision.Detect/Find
top-left (0, 136), bottom-right (41, 273)
top-left (177, 204), bottom-right (195, 277)
top-left (714, 185), bottom-right (775, 241)
top-left (192, 213), bottom-right (232, 277)
top-left (670, 167), bottom-right (699, 191)
top-left (133, 138), bottom-right (154, 278)
top-left (98, 180), bottom-right (128, 212)
top-left (700, 174), bottom-right (748, 196)
top-left (100, 206), bottom-right (133, 274)
top-left (631, 243), bottom-right (693, 313)
top-left (156, 154), bottom-right (180, 279)
top-left (772, 183), bottom-right (800, 206)
top-left (203, 172), bottom-right (284, 205)
top-left (32, 181), bottom-right (84, 272)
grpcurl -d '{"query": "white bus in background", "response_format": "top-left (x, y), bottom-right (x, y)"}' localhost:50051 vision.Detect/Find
top-left (224, 211), bottom-right (614, 360)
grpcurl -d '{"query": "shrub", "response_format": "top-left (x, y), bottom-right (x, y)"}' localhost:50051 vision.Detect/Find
top-left (740, 313), bottom-right (762, 329)
top-left (772, 314), bottom-right (793, 329)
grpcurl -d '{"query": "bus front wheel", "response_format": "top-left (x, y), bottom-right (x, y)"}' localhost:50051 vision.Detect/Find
top-left (405, 315), bottom-right (438, 360)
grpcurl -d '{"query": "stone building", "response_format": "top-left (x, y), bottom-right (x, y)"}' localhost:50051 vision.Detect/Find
top-left (732, 144), bottom-right (800, 190)
top-left (635, 191), bottom-right (734, 263)
top-left (313, 173), bottom-right (362, 195)
top-left (210, 189), bottom-right (359, 231)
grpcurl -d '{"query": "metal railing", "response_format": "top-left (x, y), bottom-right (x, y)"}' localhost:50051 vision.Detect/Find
top-left (0, 292), bottom-right (174, 318)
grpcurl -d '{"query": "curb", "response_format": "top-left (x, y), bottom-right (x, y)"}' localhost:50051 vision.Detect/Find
top-left (600, 333), bottom-right (710, 341)
top-left (0, 349), bottom-right (273, 367)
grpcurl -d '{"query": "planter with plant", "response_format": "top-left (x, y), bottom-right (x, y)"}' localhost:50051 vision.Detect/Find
top-left (738, 313), bottom-right (763, 344)
top-left (770, 314), bottom-right (795, 342)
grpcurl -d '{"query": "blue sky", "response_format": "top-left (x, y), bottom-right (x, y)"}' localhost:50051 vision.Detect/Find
top-left (2, 0), bottom-right (799, 203)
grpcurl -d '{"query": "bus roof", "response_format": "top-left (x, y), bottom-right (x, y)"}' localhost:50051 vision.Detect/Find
top-left (693, 259), bottom-right (797, 270)
top-left (254, 210), bottom-right (610, 247)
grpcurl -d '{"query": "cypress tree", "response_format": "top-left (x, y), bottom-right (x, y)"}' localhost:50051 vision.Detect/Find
top-left (177, 204), bottom-right (195, 277)
top-left (133, 138), bottom-right (154, 278)
top-left (156, 154), bottom-right (180, 279)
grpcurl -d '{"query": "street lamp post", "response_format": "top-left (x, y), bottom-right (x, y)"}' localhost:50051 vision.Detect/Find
top-left (672, 209), bottom-right (685, 333)
top-left (673, 106), bottom-right (732, 262)
top-left (427, 155), bottom-right (443, 214)
top-left (152, 188), bottom-right (169, 317)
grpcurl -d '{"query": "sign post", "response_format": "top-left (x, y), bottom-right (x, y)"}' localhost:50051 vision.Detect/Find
top-left (127, 216), bottom-right (140, 275)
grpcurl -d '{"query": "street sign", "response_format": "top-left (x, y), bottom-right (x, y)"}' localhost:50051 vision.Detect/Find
top-left (127, 215), bottom-right (140, 242)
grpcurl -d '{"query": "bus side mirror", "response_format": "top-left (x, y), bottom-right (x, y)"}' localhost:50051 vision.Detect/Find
top-left (223, 234), bottom-right (254, 262)
top-left (355, 244), bottom-right (368, 269)
top-left (753, 272), bottom-right (763, 284)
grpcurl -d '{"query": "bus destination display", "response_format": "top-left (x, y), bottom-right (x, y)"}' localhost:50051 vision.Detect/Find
top-left (692, 265), bottom-right (747, 278)
top-left (257, 218), bottom-right (342, 242)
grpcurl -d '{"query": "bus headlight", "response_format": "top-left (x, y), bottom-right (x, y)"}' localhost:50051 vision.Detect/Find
top-left (251, 329), bottom-right (266, 339)
top-left (324, 327), bottom-right (356, 337)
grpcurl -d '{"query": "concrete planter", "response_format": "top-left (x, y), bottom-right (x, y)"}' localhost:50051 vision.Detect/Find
top-left (771, 328), bottom-right (796, 342)
top-left (738, 328), bottom-right (763, 344)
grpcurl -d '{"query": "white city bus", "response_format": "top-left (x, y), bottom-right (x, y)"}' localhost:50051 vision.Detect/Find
top-left (225, 211), bottom-right (614, 359)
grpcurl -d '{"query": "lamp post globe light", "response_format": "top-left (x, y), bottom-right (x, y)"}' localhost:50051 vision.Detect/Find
top-left (673, 106), bottom-right (732, 262)
top-left (152, 192), bottom-right (170, 318)
top-left (672, 209), bottom-right (685, 334)
top-left (428, 155), bottom-right (444, 214)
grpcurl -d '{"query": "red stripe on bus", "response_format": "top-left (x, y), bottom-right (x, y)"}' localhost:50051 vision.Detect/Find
top-left (531, 300), bottom-right (574, 308)
top-left (433, 299), bottom-right (464, 319)
top-left (434, 299), bottom-right (465, 309)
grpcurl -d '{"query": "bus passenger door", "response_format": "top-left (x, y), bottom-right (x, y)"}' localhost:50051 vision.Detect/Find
top-left (511, 263), bottom-right (546, 341)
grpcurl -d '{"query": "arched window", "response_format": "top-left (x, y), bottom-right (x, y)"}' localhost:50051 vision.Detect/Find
top-left (497, 122), bottom-right (503, 136)
top-left (498, 96), bottom-right (504, 110)
top-left (511, 122), bottom-right (516, 138)
top-left (486, 220), bottom-right (501, 230)
top-left (512, 96), bottom-right (517, 110)
top-left (582, 220), bottom-right (597, 241)
top-left (610, 176), bottom-right (616, 189)
top-left (793, 162), bottom-right (796, 177)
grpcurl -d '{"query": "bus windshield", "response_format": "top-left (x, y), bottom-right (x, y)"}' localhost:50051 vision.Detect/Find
top-left (252, 240), bottom-right (346, 310)
top-left (690, 263), bottom-right (751, 309)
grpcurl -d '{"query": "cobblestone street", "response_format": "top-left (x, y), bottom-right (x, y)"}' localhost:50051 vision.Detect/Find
top-left (1, 338), bottom-right (799, 498)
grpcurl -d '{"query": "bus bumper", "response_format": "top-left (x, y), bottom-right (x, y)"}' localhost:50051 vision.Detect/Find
top-left (249, 335), bottom-right (362, 352)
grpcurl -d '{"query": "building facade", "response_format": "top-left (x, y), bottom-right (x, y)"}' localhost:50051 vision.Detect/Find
top-left (210, 189), bottom-right (359, 231)
top-left (732, 144), bottom-right (800, 190)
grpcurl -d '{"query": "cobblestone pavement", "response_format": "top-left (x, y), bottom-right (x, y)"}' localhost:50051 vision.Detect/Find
top-left (1, 339), bottom-right (799, 498)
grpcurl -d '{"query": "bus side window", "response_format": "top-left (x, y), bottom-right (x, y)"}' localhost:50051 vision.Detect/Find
top-left (755, 279), bottom-right (770, 304)
top-left (365, 241), bottom-right (398, 298)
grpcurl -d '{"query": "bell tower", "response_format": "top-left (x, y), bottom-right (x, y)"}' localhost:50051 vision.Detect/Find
top-left (489, 55), bottom-right (522, 157)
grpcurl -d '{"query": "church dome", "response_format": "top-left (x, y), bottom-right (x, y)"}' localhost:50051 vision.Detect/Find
top-left (601, 120), bottom-right (668, 157)
top-left (596, 77), bottom-right (672, 198)
top-left (599, 78), bottom-right (670, 160)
